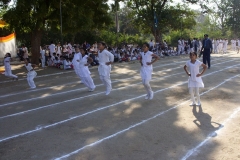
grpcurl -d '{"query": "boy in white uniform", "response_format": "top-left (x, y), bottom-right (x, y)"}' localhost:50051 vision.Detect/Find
top-left (79, 48), bottom-right (96, 91)
top-left (48, 41), bottom-right (56, 57)
top-left (72, 47), bottom-right (82, 81)
top-left (237, 39), bottom-right (240, 54)
top-left (213, 39), bottom-right (219, 54)
top-left (140, 43), bottom-right (160, 100)
top-left (56, 42), bottom-right (62, 55)
top-left (40, 45), bottom-right (46, 68)
top-left (218, 39), bottom-right (223, 53)
top-left (97, 42), bottom-right (114, 95)
top-left (177, 38), bottom-right (182, 55)
top-left (22, 45), bottom-right (29, 59)
top-left (4, 53), bottom-right (18, 80)
top-left (233, 39), bottom-right (237, 51)
top-left (24, 58), bottom-right (37, 89)
top-left (223, 39), bottom-right (228, 54)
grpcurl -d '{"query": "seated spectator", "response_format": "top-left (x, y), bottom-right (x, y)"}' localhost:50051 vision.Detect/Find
top-left (90, 52), bottom-right (99, 66)
top-left (63, 58), bottom-right (72, 70)
top-left (56, 56), bottom-right (64, 69)
top-left (17, 47), bottom-right (24, 61)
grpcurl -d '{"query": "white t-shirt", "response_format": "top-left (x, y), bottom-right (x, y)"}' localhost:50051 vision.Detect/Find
top-left (25, 63), bottom-right (33, 72)
top-left (186, 60), bottom-right (204, 88)
top-left (72, 52), bottom-right (82, 68)
top-left (4, 57), bottom-right (11, 69)
top-left (98, 49), bottom-right (114, 76)
top-left (49, 44), bottom-right (56, 55)
top-left (140, 51), bottom-right (153, 80)
top-left (22, 47), bottom-right (28, 58)
top-left (149, 41), bottom-right (154, 47)
top-left (56, 46), bottom-right (62, 54)
top-left (98, 49), bottom-right (114, 65)
top-left (40, 50), bottom-right (45, 59)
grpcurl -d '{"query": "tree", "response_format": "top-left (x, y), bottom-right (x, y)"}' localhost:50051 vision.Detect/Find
top-left (126, 0), bottom-right (196, 42)
top-left (1, 0), bottom-right (112, 64)
top-left (227, 0), bottom-right (240, 37)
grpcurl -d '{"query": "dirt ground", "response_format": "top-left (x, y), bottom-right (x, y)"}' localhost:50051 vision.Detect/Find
top-left (0, 51), bottom-right (240, 160)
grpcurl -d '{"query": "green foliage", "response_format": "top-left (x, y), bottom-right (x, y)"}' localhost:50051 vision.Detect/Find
top-left (126, 0), bottom-right (196, 41)
top-left (0, 0), bottom-right (112, 64)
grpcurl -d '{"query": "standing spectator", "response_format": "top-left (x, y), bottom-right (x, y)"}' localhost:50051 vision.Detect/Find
top-left (213, 38), bottom-right (219, 54)
top-left (62, 42), bottom-right (68, 56)
top-left (177, 38), bottom-right (182, 55)
top-left (194, 38), bottom-right (199, 53)
top-left (48, 41), bottom-right (56, 57)
top-left (149, 39), bottom-right (154, 51)
top-left (22, 44), bottom-right (29, 59)
top-left (83, 41), bottom-right (87, 50)
top-left (200, 34), bottom-right (212, 69)
top-left (17, 46), bottom-right (24, 61)
top-left (223, 39), bottom-right (228, 54)
top-left (56, 42), bottom-right (62, 55)
top-left (40, 45), bottom-right (46, 68)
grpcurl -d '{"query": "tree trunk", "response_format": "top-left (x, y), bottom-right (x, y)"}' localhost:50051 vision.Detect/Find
top-left (151, 28), bottom-right (162, 42)
top-left (31, 30), bottom-right (42, 65)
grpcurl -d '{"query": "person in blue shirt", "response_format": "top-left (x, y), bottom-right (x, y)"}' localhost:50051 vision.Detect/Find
top-left (200, 34), bottom-right (212, 69)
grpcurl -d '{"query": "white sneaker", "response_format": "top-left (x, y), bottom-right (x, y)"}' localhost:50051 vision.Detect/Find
top-left (189, 103), bottom-right (196, 106)
top-left (145, 94), bottom-right (149, 100)
top-left (88, 88), bottom-right (95, 92)
top-left (106, 90), bottom-right (111, 95)
top-left (196, 103), bottom-right (201, 106)
top-left (149, 91), bottom-right (154, 100)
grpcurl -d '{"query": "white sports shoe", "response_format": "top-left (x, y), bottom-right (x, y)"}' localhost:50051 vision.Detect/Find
top-left (145, 94), bottom-right (149, 100)
top-left (106, 90), bottom-right (111, 95)
top-left (189, 103), bottom-right (196, 106)
top-left (149, 91), bottom-right (154, 100)
top-left (196, 103), bottom-right (201, 106)
top-left (88, 88), bottom-right (95, 92)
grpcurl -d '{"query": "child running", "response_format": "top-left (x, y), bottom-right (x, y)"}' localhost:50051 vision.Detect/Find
top-left (3, 53), bottom-right (18, 80)
top-left (184, 52), bottom-right (207, 106)
top-left (79, 48), bottom-right (96, 91)
top-left (140, 42), bottom-right (160, 100)
top-left (24, 58), bottom-right (37, 89)
top-left (72, 47), bottom-right (82, 82)
top-left (97, 41), bottom-right (114, 95)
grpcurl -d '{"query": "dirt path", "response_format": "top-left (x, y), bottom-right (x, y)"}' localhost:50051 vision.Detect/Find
top-left (0, 52), bottom-right (239, 160)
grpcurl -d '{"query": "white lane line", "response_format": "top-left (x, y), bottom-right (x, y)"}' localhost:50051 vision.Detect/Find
top-left (0, 70), bottom-right (73, 84)
top-left (53, 74), bottom-right (240, 160)
top-left (0, 81), bottom-right (82, 98)
top-left (0, 56), bottom-right (228, 85)
top-left (0, 59), bottom-right (236, 118)
top-left (181, 107), bottom-right (240, 160)
top-left (0, 72), bottom-right (183, 118)
top-left (0, 65), bottom-right (238, 144)
top-left (0, 59), bottom-right (235, 107)
top-left (0, 57), bottom-right (233, 98)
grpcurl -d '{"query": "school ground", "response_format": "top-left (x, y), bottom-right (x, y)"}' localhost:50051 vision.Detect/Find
top-left (0, 51), bottom-right (240, 160)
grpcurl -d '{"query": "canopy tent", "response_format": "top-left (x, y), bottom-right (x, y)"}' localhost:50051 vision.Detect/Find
top-left (0, 20), bottom-right (7, 28)
top-left (0, 20), bottom-right (16, 58)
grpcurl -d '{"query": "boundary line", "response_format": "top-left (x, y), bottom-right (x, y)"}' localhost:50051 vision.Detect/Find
top-left (53, 74), bottom-right (240, 160)
top-left (0, 65), bottom-right (238, 144)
